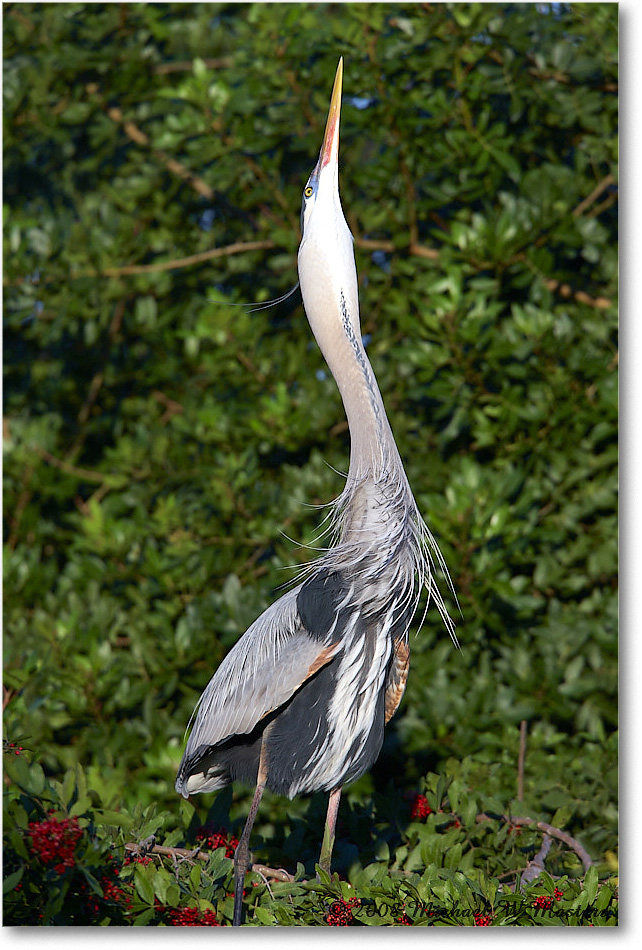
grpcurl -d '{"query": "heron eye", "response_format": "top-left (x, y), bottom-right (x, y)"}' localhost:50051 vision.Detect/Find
top-left (304, 186), bottom-right (314, 198)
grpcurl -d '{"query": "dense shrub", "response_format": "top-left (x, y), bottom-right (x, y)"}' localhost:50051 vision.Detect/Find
top-left (4, 2), bottom-right (617, 925)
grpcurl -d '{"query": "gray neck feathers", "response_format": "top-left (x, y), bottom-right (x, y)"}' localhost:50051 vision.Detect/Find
top-left (311, 292), bottom-right (459, 648)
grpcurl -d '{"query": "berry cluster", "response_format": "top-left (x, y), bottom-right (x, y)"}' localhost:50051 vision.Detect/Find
top-left (396, 912), bottom-right (412, 925)
top-left (474, 912), bottom-right (493, 926)
top-left (532, 895), bottom-right (554, 910)
top-left (4, 740), bottom-right (25, 755)
top-left (326, 897), bottom-right (360, 926)
top-left (77, 869), bottom-right (133, 919)
top-left (28, 814), bottom-right (82, 875)
top-left (195, 824), bottom-right (239, 858)
top-left (101, 875), bottom-right (132, 909)
top-left (410, 794), bottom-right (432, 820)
top-left (532, 889), bottom-right (563, 911)
top-left (168, 906), bottom-right (222, 926)
top-left (123, 853), bottom-right (154, 867)
top-left (408, 793), bottom-right (461, 828)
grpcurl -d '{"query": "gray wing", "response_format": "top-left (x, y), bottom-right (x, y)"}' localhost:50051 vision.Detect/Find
top-left (181, 583), bottom-right (342, 755)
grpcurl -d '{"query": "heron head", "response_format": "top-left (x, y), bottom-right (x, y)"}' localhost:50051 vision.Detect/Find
top-left (298, 58), bottom-right (359, 348)
top-left (299, 57), bottom-right (343, 236)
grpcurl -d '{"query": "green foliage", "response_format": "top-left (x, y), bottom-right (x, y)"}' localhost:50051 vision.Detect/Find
top-left (3, 747), bottom-right (617, 926)
top-left (4, 2), bottom-right (617, 926)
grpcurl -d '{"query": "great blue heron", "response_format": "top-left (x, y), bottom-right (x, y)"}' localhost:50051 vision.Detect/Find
top-left (175, 58), bottom-right (457, 926)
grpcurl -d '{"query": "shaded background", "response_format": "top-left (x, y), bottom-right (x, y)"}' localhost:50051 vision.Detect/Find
top-left (4, 1), bottom-right (617, 871)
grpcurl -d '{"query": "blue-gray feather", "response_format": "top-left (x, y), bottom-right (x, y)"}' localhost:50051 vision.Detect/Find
top-left (175, 56), bottom-right (457, 809)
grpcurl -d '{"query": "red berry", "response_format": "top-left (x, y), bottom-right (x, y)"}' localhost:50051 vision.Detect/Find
top-left (326, 898), bottom-right (357, 926)
top-left (28, 815), bottom-right (82, 871)
top-left (195, 824), bottom-right (239, 858)
top-left (410, 794), bottom-right (432, 820)
top-left (168, 906), bottom-right (221, 926)
top-left (532, 895), bottom-right (554, 911)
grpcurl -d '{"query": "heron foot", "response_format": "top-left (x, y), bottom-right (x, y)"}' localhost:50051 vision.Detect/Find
top-left (232, 842), bottom-right (249, 926)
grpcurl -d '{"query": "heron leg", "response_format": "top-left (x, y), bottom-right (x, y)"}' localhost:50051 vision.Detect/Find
top-left (318, 785), bottom-right (342, 877)
top-left (232, 780), bottom-right (265, 926)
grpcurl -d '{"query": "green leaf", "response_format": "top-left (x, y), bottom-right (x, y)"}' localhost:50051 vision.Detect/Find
top-left (583, 866), bottom-right (598, 904)
top-left (83, 869), bottom-right (104, 897)
top-left (153, 868), bottom-right (174, 904)
top-left (595, 884), bottom-right (613, 912)
top-left (134, 865), bottom-right (156, 905)
top-left (254, 905), bottom-right (277, 925)
top-left (189, 863), bottom-right (202, 890)
top-left (70, 795), bottom-right (93, 818)
top-left (97, 811), bottom-right (135, 829)
top-left (133, 908), bottom-right (156, 926)
top-left (3, 867), bottom-right (24, 894)
top-left (179, 797), bottom-right (196, 828)
top-left (315, 866), bottom-right (332, 885)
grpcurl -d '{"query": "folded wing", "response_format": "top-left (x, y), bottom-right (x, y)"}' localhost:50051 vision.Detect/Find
top-left (175, 583), bottom-right (343, 796)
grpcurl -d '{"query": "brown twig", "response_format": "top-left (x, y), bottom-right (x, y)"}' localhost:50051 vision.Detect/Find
top-left (4, 240), bottom-right (277, 286)
top-left (476, 813), bottom-right (594, 873)
top-left (543, 279), bottom-right (611, 310)
top-left (92, 240), bottom-right (276, 278)
top-left (572, 173), bottom-right (615, 218)
top-left (409, 242), bottom-right (440, 261)
top-left (250, 863), bottom-right (295, 883)
top-left (32, 446), bottom-right (106, 483)
top-left (530, 821), bottom-right (593, 874)
top-left (107, 106), bottom-right (214, 199)
top-left (235, 350), bottom-right (267, 385)
top-left (3, 234), bottom-right (431, 287)
top-left (353, 234), bottom-right (440, 261)
top-left (6, 464), bottom-right (34, 550)
top-left (123, 841), bottom-right (295, 881)
top-left (125, 842), bottom-right (204, 863)
top-left (520, 833), bottom-right (552, 885)
top-left (3, 685), bottom-right (17, 713)
top-left (587, 193), bottom-right (617, 220)
top-left (75, 372), bottom-right (105, 429)
top-left (152, 390), bottom-right (184, 425)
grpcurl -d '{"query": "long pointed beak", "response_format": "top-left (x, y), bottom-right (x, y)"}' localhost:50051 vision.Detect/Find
top-left (318, 57), bottom-right (343, 170)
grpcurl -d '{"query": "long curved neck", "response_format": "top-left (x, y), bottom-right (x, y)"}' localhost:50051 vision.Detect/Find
top-left (315, 291), bottom-right (403, 487)
top-left (296, 194), bottom-right (405, 488)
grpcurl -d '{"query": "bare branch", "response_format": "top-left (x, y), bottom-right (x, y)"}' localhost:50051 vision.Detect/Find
top-left (520, 833), bottom-right (552, 886)
top-left (33, 447), bottom-right (106, 483)
top-left (476, 814), bottom-right (594, 874)
top-left (250, 863), bottom-right (295, 883)
top-left (354, 235), bottom-right (440, 261)
top-left (6, 463), bottom-right (34, 550)
top-left (533, 821), bottom-right (594, 874)
top-left (123, 841), bottom-right (296, 882)
top-left (572, 174), bottom-right (615, 218)
top-left (544, 279), bottom-right (612, 310)
top-left (95, 240), bottom-right (276, 278)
